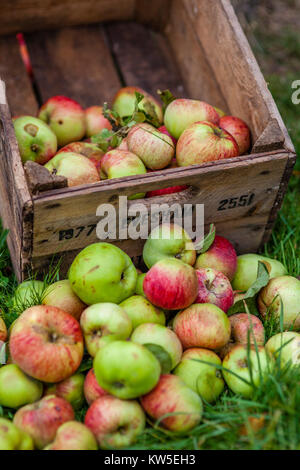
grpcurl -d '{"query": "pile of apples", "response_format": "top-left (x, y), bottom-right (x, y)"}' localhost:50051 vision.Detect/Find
top-left (0, 223), bottom-right (299, 450)
top-left (13, 86), bottom-right (251, 192)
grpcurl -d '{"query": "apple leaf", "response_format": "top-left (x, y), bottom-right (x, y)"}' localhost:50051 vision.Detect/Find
top-left (227, 261), bottom-right (270, 316)
top-left (194, 224), bottom-right (216, 254)
top-left (157, 89), bottom-right (176, 113)
top-left (144, 344), bottom-right (173, 374)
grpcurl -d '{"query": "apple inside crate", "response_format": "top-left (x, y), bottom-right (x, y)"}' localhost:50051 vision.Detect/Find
top-left (0, 0), bottom-right (296, 281)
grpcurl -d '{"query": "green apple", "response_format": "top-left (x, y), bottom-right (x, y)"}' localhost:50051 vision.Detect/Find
top-left (265, 332), bottom-right (300, 366)
top-left (0, 418), bottom-right (34, 450)
top-left (232, 254), bottom-right (287, 291)
top-left (69, 243), bottom-right (137, 305)
top-left (131, 323), bottom-right (182, 373)
top-left (258, 276), bottom-right (300, 330)
top-left (0, 364), bottom-right (43, 408)
top-left (45, 421), bottom-right (98, 450)
top-left (173, 348), bottom-right (224, 403)
top-left (93, 340), bottom-right (161, 399)
top-left (44, 373), bottom-right (85, 410)
top-left (80, 303), bottom-right (133, 356)
top-left (135, 272), bottom-right (146, 296)
top-left (42, 279), bottom-right (86, 320)
top-left (143, 223), bottom-right (196, 269)
top-left (222, 344), bottom-right (270, 398)
top-left (120, 295), bottom-right (165, 329)
top-left (13, 280), bottom-right (44, 310)
top-left (113, 86), bottom-right (163, 124)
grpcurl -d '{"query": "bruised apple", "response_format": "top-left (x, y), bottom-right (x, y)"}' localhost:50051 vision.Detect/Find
top-left (195, 268), bottom-right (234, 313)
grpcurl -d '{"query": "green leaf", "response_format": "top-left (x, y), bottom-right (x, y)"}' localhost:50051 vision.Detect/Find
top-left (157, 89), bottom-right (176, 113)
top-left (194, 224), bottom-right (216, 254)
top-left (134, 112), bottom-right (146, 123)
top-left (228, 261), bottom-right (270, 316)
top-left (144, 344), bottom-right (173, 374)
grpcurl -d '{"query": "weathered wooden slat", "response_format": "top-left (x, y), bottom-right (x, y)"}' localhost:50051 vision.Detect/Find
top-left (135, 0), bottom-right (172, 31)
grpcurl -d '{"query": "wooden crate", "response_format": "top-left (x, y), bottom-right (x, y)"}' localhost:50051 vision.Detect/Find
top-left (0, 0), bottom-right (296, 281)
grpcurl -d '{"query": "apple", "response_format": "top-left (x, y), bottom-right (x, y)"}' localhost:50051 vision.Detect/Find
top-left (120, 295), bottom-right (165, 330)
top-left (45, 152), bottom-right (100, 188)
top-left (0, 317), bottom-right (7, 342)
top-left (229, 314), bottom-right (265, 345)
top-left (218, 342), bottom-right (236, 360)
top-left (131, 323), bottom-right (182, 373)
top-left (10, 305), bottom-right (84, 383)
top-left (164, 99), bottom-right (219, 139)
top-left (85, 105), bottom-right (112, 137)
top-left (140, 374), bottom-right (203, 433)
top-left (0, 364), bottom-right (43, 408)
top-left (13, 395), bottom-right (74, 450)
top-left (232, 254), bottom-right (287, 291)
top-left (176, 121), bottom-right (239, 167)
top-left (127, 123), bottom-right (175, 170)
top-left (143, 223), bottom-right (196, 269)
top-left (44, 373), bottom-right (85, 410)
top-left (146, 185), bottom-right (188, 198)
top-left (265, 332), bottom-right (300, 366)
top-left (13, 116), bottom-right (57, 164)
top-left (38, 96), bottom-right (86, 147)
top-left (45, 421), bottom-right (98, 450)
top-left (239, 415), bottom-right (266, 437)
top-left (93, 340), bottom-right (160, 399)
top-left (117, 137), bottom-right (129, 151)
top-left (12, 280), bottom-right (45, 309)
top-left (213, 106), bottom-right (226, 118)
top-left (84, 368), bottom-right (109, 405)
top-left (42, 279), bottom-right (86, 321)
top-left (222, 344), bottom-right (270, 398)
top-left (195, 235), bottom-right (237, 281)
top-left (158, 125), bottom-right (177, 146)
top-left (173, 348), bottom-right (224, 403)
top-left (219, 116), bottom-right (251, 155)
top-left (113, 86), bottom-right (163, 124)
top-left (258, 276), bottom-right (300, 330)
top-left (0, 418), bottom-right (34, 450)
top-left (57, 141), bottom-right (104, 173)
top-left (195, 268), bottom-right (234, 313)
top-left (69, 242), bottom-right (137, 305)
top-left (143, 258), bottom-right (198, 310)
top-left (173, 303), bottom-right (231, 350)
top-left (85, 395), bottom-right (145, 449)
top-left (135, 272), bottom-right (146, 297)
top-left (80, 303), bottom-right (133, 357)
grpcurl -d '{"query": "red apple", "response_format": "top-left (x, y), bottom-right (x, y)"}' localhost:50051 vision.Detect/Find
top-left (146, 185), bottom-right (188, 198)
top-left (230, 313), bottom-right (265, 345)
top-left (195, 268), bottom-right (234, 313)
top-left (176, 121), bottom-right (239, 167)
top-left (45, 152), bottom-right (100, 187)
top-left (143, 258), bottom-right (198, 310)
top-left (10, 305), bottom-right (84, 383)
top-left (84, 368), bottom-right (109, 405)
top-left (173, 303), bottom-right (231, 350)
top-left (85, 106), bottom-right (112, 137)
top-left (219, 116), bottom-right (251, 155)
top-left (38, 95), bottom-right (86, 147)
top-left (113, 86), bottom-right (163, 124)
top-left (57, 141), bottom-right (104, 173)
top-left (140, 374), bottom-right (202, 432)
top-left (195, 235), bottom-right (237, 281)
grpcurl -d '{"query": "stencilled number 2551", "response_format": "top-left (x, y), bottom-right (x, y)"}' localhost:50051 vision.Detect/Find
top-left (218, 193), bottom-right (255, 211)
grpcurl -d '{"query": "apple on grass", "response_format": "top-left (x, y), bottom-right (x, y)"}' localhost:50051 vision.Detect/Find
top-left (164, 99), bottom-right (220, 139)
top-left (85, 396), bottom-right (145, 449)
top-left (173, 348), bottom-right (224, 403)
top-left (120, 295), bottom-right (165, 329)
top-left (45, 421), bottom-right (98, 450)
top-left (219, 115), bottom-right (251, 155)
top-left (45, 152), bottom-right (100, 188)
top-left (265, 332), bottom-right (300, 366)
top-left (38, 95), bottom-right (86, 147)
top-left (143, 258), bottom-right (198, 310)
top-left (258, 276), bottom-right (300, 330)
top-left (232, 254), bottom-right (287, 291)
top-left (140, 374), bottom-right (203, 433)
top-left (12, 280), bottom-right (45, 310)
top-left (93, 340), bottom-right (161, 399)
top-left (127, 123), bottom-right (175, 170)
top-left (229, 313), bottom-right (265, 346)
top-left (176, 121), bottom-right (239, 167)
top-left (84, 368), bottom-right (109, 405)
top-left (0, 317), bottom-right (7, 342)
top-left (142, 223), bottom-right (196, 269)
top-left (68, 242), bottom-right (137, 305)
top-left (195, 268), bottom-right (234, 313)
top-left (9, 305), bottom-right (84, 383)
top-left (222, 344), bottom-right (270, 398)
top-left (0, 364), bottom-right (43, 409)
top-left (173, 303), bottom-right (231, 350)
top-left (80, 303), bottom-right (133, 357)
top-left (131, 323), bottom-right (182, 373)
top-left (195, 235), bottom-right (237, 282)
top-left (0, 418), bottom-right (34, 450)
top-left (13, 395), bottom-right (74, 450)
top-left (14, 116), bottom-right (57, 164)
top-left (85, 105), bottom-right (112, 137)
top-left (113, 86), bottom-right (163, 124)
top-left (42, 279), bottom-right (86, 320)
top-left (44, 373), bottom-right (85, 410)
